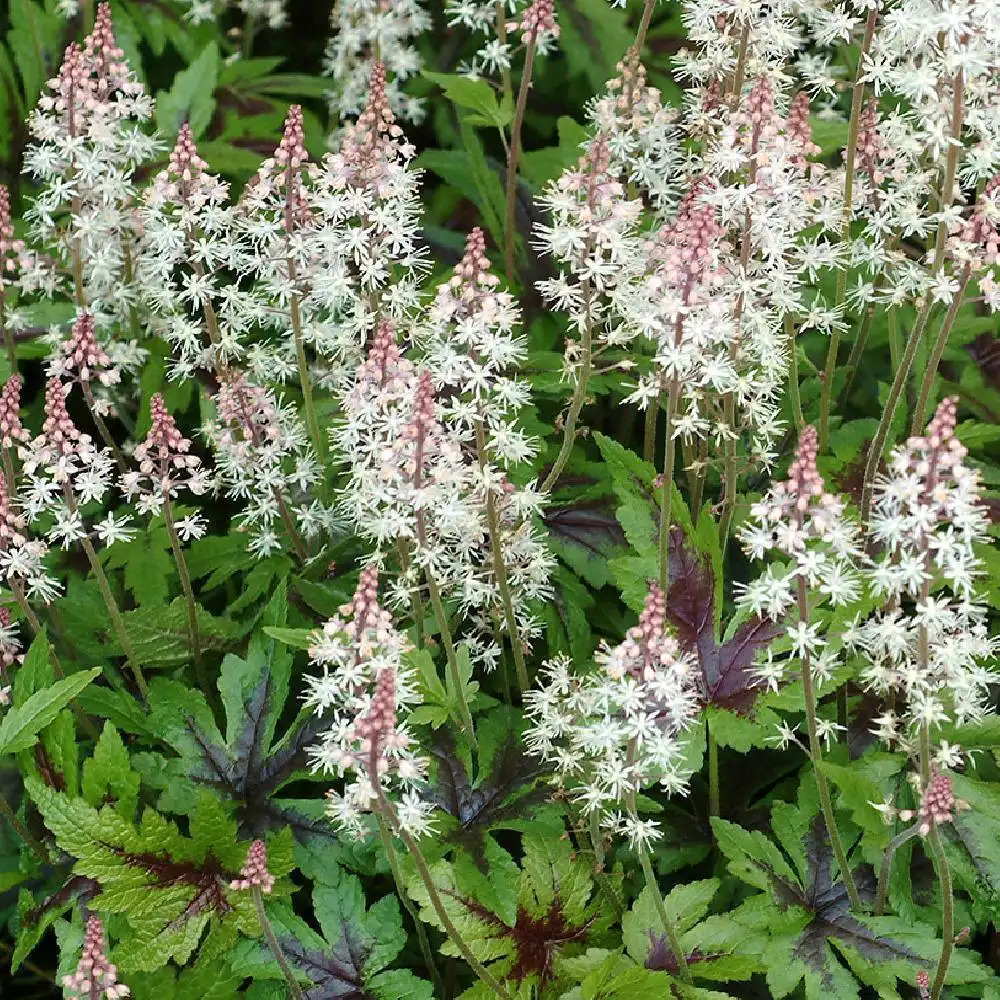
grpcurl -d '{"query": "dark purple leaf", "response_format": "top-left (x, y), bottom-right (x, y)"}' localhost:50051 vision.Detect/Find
top-left (426, 727), bottom-right (550, 867)
top-left (543, 500), bottom-right (626, 558)
top-left (665, 528), bottom-right (781, 714)
top-left (281, 931), bottom-right (373, 1000)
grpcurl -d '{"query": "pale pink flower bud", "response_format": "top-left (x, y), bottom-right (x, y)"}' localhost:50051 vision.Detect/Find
top-left (84, 2), bottom-right (130, 100)
top-left (134, 393), bottom-right (200, 487)
top-left (916, 970), bottom-right (930, 1000)
top-left (39, 379), bottom-right (84, 459)
top-left (919, 772), bottom-right (957, 835)
top-left (518, 0), bottom-right (558, 42)
top-left (786, 91), bottom-right (820, 168)
top-left (0, 374), bottom-right (28, 449)
top-left (857, 99), bottom-right (888, 188)
top-left (230, 839), bottom-right (276, 893)
top-left (340, 61), bottom-right (410, 188)
top-left (62, 915), bottom-right (130, 1000)
top-left (60, 312), bottom-right (114, 385)
top-left (0, 184), bottom-right (26, 279)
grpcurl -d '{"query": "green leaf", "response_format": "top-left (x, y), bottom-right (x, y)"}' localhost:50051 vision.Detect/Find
top-left (593, 433), bottom-right (658, 557)
top-left (262, 626), bottom-right (314, 650)
top-left (407, 833), bottom-right (609, 990)
top-left (117, 599), bottom-right (240, 667)
top-left (82, 722), bottom-right (141, 820)
top-left (521, 116), bottom-right (588, 188)
top-left (12, 630), bottom-right (54, 704)
top-left (8, 0), bottom-right (61, 111)
top-left (810, 115), bottom-right (848, 155)
top-left (156, 41), bottom-right (220, 139)
top-left (0, 668), bottom-right (100, 754)
top-left (423, 71), bottom-right (513, 129)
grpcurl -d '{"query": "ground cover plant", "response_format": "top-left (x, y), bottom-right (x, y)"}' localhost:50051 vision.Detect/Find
top-left (0, 0), bottom-right (999, 997)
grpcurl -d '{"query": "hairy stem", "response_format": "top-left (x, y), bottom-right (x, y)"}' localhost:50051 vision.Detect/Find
top-left (1, 296), bottom-right (15, 374)
top-left (81, 381), bottom-right (126, 475)
top-left (797, 578), bottom-right (861, 911)
top-left (540, 284), bottom-right (593, 493)
top-left (377, 815), bottom-right (445, 999)
top-left (642, 388), bottom-right (660, 464)
top-left (162, 490), bottom-right (205, 690)
top-left (910, 264), bottom-right (972, 435)
top-left (638, 846), bottom-right (691, 981)
top-left (657, 379), bottom-right (678, 592)
top-left (252, 886), bottom-right (306, 1000)
top-left (786, 315), bottom-right (804, 430)
top-left (475, 423), bottom-right (529, 693)
top-left (708, 721), bottom-right (720, 818)
top-left (64, 487), bottom-right (147, 700)
top-left (504, 33), bottom-right (537, 282)
top-left (873, 823), bottom-right (920, 916)
top-left (374, 784), bottom-right (510, 998)
top-left (633, 0), bottom-right (656, 56)
top-left (415, 516), bottom-right (477, 748)
top-left (920, 726), bottom-right (954, 1000)
top-left (0, 788), bottom-right (49, 864)
top-left (821, 8), bottom-right (878, 451)
top-left (289, 288), bottom-right (327, 476)
top-left (859, 295), bottom-right (935, 524)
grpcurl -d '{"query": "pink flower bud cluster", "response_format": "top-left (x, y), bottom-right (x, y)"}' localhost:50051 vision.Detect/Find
top-left (241, 105), bottom-right (312, 235)
top-left (602, 583), bottom-right (682, 682)
top-left (132, 393), bottom-right (204, 495)
top-left (0, 184), bottom-right (28, 284)
top-left (857, 99), bottom-right (888, 189)
top-left (516, 0), bottom-right (559, 49)
top-left (786, 92), bottom-right (820, 169)
top-left (339, 62), bottom-right (414, 192)
top-left (918, 772), bottom-right (959, 835)
top-left (62, 915), bottom-right (130, 1000)
top-left (951, 175), bottom-right (1000, 273)
top-left (35, 379), bottom-right (89, 462)
top-left (149, 124), bottom-right (226, 212)
top-left (0, 374), bottom-right (29, 449)
top-left (230, 839), bottom-right (275, 893)
top-left (51, 312), bottom-right (119, 388)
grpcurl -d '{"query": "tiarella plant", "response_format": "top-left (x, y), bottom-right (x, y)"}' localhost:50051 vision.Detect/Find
top-left (0, 2), bottom-right (998, 1000)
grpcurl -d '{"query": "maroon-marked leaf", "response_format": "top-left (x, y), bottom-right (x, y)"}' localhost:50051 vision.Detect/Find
top-left (666, 528), bottom-right (781, 714)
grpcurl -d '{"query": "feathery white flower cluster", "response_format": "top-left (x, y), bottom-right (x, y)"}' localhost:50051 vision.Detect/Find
top-left (237, 82), bottom-right (425, 388)
top-left (847, 398), bottom-right (998, 735)
top-left (0, 608), bottom-right (22, 708)
top-left (22, 3), bottom-right (157, 324)
top-left (535, 134), bottom-right (644, 360)
top-left (525, 584), bottom-right (699, 847)
top-left (738, 426), bottom-right (862, 707)
top-left (447, 0), bottom-right (558, 80)
top-left (324, 0), bottom-right (430, 125)
top-left (305, 565), bottom-right (433, 839)
top-left (137, 124), bottom-right (244, 377)
top-left (177, 0), bottom-right (287, 28)
top-left (18, 378), bottom-right (131, 554)
top-left (338, 246), bottom-right (553, 672)
top-left (0, 446), bottom-right (59, 605)
top-left (207, 371), bottom-right (321, 556)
